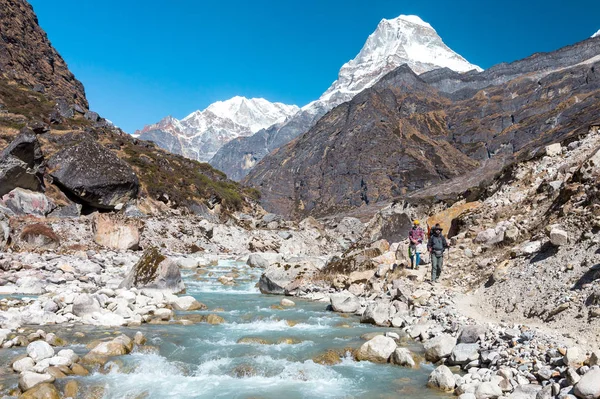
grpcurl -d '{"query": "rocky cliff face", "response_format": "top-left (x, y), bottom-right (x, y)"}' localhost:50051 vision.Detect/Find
top-left (0, 0), bottom-right (257, 217)
top-left (245, 36), bottom-right (600, 218)
top-left (134, 97), bottom-right (299, 163)
top-left (210, 15), bottom-right (480, 181)
top-left (0, 0), bottom-right (87, 109)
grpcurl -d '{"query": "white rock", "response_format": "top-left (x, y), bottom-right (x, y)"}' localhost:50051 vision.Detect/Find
top-left (280, 298), bottom-right (295, 307)
top-left (428, 365), bottom-right (456, 391)
top-left (26, 341), bottom-right (55, 362)
top-left (574, 368), bottom-right (600, 399)
top-left (355, 335), bottom-right (397, 363)
top-left (549, 227), bottom-right (568, 246)
top-left (18, 371), bottom-right (55, 391)
top-left (545, 143), bottom-right (562, 156)
top-left (12, 357), bottom-right (35, 372)
top-left (424, 334), bottom-right (457, 362)
top-left (475, 381), bottom-right (503, 399)
top-left (330, 292), bottom-right (360, 313)
top-left (57, 349), bottom-right (79, 363)
top-left (391, 347), bottom-right (416, 368)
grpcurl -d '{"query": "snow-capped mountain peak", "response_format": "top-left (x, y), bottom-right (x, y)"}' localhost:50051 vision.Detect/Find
top-left (318, 15), bottom-right (481, 106)
top-left (593, 29), bottom-right (600, 38)
top-left (133, 97), bottom-right (298, 162)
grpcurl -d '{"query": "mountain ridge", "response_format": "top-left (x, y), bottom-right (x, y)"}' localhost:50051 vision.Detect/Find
top-left (209, 14), bottom-right (481, 180)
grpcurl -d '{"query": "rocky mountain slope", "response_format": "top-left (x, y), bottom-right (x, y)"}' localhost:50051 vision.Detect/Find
top-left (210, 15), bottom-right (481, 181)
top-left (245, 35), bottom-right (600, 219)
top-left (134, 97), bottom-right (299, 162)
top-left (0, 0), bottom-right (258, 219)
top-left (0, 0), bottom-right (87, 110)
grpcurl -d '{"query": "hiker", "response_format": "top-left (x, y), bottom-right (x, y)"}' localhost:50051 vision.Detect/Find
top-left (408, 219), bottom-right (425, 269)
top-left (427, 223), bottom-right (449, 283)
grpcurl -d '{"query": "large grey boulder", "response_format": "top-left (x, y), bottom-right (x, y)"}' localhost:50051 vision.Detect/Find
top-left (72, 293), bottom-right (101, 317)
top-left (355, 335), bottom-right (397, 363)
top-left (1, 188), bottom-right (55, 216)
top-left (247, 253), bottom-right (283, 268)
top-left (476, 382), bottom-right (503, 399)
top-left (360, 300), bottom-right (394, 326)
top-left (424, 334), bottom-right (457, 362)
top-left (258, 261), bottom-right (319, 295)
top-left (330, 291), bottom-right (360, 313)
top-left (427, 365), bottom-right (456, 391)
top-left (119, 247), bottom-right (185, 294)
top-left (47, 137), bottom-right (139, 209)
top-left (449, 343), bottom-right (480, 365)
top-left (459, 325), bottom-right (487, 344)
top-left (0, 129), bottom-right (44, 197)
top-left (574, 368), bottom-right (600, 399)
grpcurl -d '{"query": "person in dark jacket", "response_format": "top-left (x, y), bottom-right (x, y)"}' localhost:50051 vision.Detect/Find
top-left (427, 224), bottom-right (449, 283)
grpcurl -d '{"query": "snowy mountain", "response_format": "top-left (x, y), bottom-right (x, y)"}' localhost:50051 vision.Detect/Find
top-left (134, 97), bottom-right (299, 162)
top-left (593, 29), bottom-right (600, 38)
top-left (210, 15), bottom-right (481, 180)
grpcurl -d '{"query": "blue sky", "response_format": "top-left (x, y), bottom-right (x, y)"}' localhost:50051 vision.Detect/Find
top-left (29, 0), bottom-right (600, 133)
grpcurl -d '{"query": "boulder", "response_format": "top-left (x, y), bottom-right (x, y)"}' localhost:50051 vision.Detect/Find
top-left (574, 368), bottom-right (600, 399)
top-left (92, 213), bottom-right (141, 250)
top-left (390, 347), bottom-right (416, 368)
top-left (475, 382), bottom-right (503, 399)
top-left (247, 253), bottom-right (282, 268)
top-left (12, 356), bottom-right (35, 372)
top-left (459, 325), bottom-right (487, 344)
top-left (170, 296), bottom-right (206, 311)
top-left (27, 341), bottom-right (55, 362)
top-left (19, 382), bottom-right (60, 399)
top-left (449, 343), bottom-right (480, 365)
top-left (360, 300), bottom-right (393, 326)
top-left (47, 137), bottom-right (139, 209)
top-left (564, 346), bottom-right (586, 367)
top-left (0, 129), bottom-right (43, 197)
top-left (19, 223), bottom-right (60, 250)
top-left (427, 365), bottom-right (455, 391)
top-left (1, 188), bottom-right (55, 216)
top-left (72, 294), bottom-right (101, 317)
top-left (545, 143), bottom-right (562, 156)
top-left (119, 247), bottom-right (185, 294)
top-left (330, 292), bottom-right (360, 313)
top-left (18, 371), bottom-right (55, 391)
top-left (258, 261), bottom-right (319, 295)
top-left (88, 340), bottom-right (128, 357)
top-left (280, 298), bottom-right (295, 307)
top-left (549, 227), bottom-right (568, 246)
top-left (424, 334), bottom-right (457, 362)
top-left (507, 384), bottom-right (542, 399)
top-left (355, 335), bottom-right (396, 363)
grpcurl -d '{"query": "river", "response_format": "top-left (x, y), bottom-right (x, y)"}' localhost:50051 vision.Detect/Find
top-left (2, 259), bottom-right (449, 398)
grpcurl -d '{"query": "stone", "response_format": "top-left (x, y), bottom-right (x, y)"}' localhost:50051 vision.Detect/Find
top-left (450, 343), bottom-right (480, 365)
top-left (92, 213), bottom-right (141, 250)
top-left (247, 253), bottom-right (282, 269)
top-left (549, 227), bottom-right (568, 246)
top-left (424, 334), bottom-right (457, 363)
top-left (330, 292), bottom-right (360, 313)
top-left (18, 371), bottom-right (55, 391)
top-left (153, 308), bottom-right (173, 321)
top-left (574, 368), bottom-right (600, 399)
top-left (170, 296), bottom-right (206, 311)
top-left (355, 335), bottom-right (397, 363)
top-left (0, 129), bottom-right (43, 197)
top-left (204, 314), bottom-right (225, 324)
top-left (47, 136), bottom-right (139, 209)
top-left (57, 349), bottom-right (78, 364)
top-left (119, 247), bottom-right (185, 294)
top-left (70, 363), bottom-right (89, 376)
top-left (258, 261), bottom-right (319, 295)
top-left (134, 331), bottom-right (147, 346)
top-left (64, 380), bottom-right (79, 398)
top-left (12, 356), bottom-right (35, 372)
top-left (361, 300), bottom-right (393, 326)
top-left (280, 298), bottom-right (295, 307)
top-left (545, 143), bottom-right (562, 156)
top-left (564, 346), bottom-right (586, 367)
top-left (476, 382), bottom-right (503, 399)
top-left (88, 340), bottom-right (128, 357)
top-left (390, 347), bottom-right (416, 368)
top-left (19, 382), bottom-right (60, 399)
top-left (427, 365), bottom-right (456, 391)
top-left (27, 341), bottom-right (55, 362)
top-left (72, 294), bottom-right (101, 317)
top-left (19, 223), bottom-right (60, 250)
top-left (459, 325), bottom-right (487, 344)
top-left (507, 384), bottom-right (542, 399)
top-left (1, 188), bottom-right (55, 216)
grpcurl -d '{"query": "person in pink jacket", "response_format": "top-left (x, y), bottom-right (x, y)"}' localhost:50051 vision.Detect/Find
top-left (408, 220), bottom-right (425, 269)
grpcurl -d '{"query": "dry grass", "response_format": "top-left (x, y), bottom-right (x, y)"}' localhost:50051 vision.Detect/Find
top-left (20, 223), bottom-right (60, 243)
